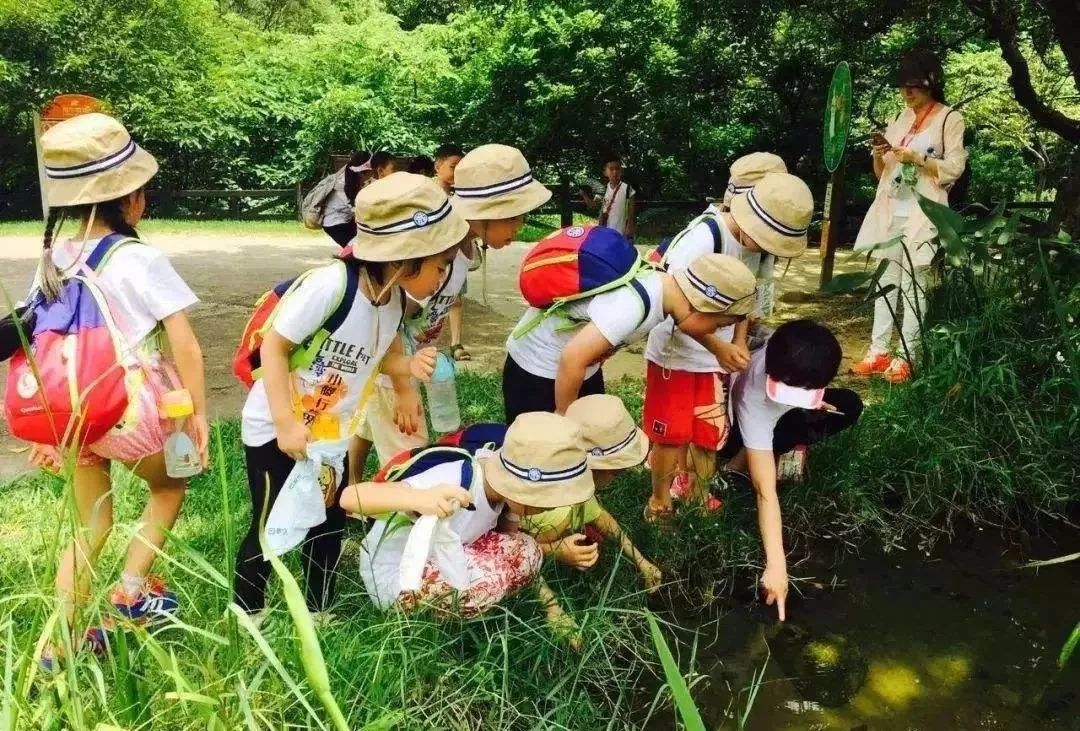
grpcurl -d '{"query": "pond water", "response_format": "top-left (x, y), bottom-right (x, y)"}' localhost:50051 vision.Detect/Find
top-left (646, 521), bottom-right (1080, 730)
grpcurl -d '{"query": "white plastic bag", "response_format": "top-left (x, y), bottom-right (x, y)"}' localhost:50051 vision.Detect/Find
top-left (398, 514), bottom-right (470, 593)
top-left (264, 439), bottom-right (348, 558)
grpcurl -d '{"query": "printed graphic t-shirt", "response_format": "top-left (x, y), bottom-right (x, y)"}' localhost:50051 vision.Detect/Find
top-left (359, 457), bottom-right (501, 608)
top-left (241, 263), bottom-right (404, 446)
top-left (506, 270), bottom-right (666, 380)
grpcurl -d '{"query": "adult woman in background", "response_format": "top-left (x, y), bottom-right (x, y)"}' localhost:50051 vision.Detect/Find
top-left (851, 49), bottom-right (967, 383)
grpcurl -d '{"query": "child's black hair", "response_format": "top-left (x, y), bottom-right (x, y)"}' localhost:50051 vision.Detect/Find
top-left (764, 319), bottom-right (842, 389)
top-left (407, 155), bottom-right (436, 177)
top-left (433, 144), bottom-right (464, 162)
top-left (602, 154), bottom-right (624, 168)
top-left (343, 150), bottom-right (372, 204)
top-left (38, 194), bottom-right (141, 301)
top-left (371, 151), bottom-right (397, 174)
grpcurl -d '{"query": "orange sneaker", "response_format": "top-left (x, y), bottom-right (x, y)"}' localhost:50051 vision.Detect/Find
top-left (884, 358), bottom-right (912, 383)
top-left (850, 352), bottom-right (892, 376)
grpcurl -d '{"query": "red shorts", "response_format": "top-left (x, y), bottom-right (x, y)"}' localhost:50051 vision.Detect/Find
top-left (643, 362), bottom-right (731, 450)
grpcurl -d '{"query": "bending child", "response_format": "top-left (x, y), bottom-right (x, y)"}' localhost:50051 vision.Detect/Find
top-left (235, 174), bottom-right (468, 620)
top-left (720, 319), bottom-right (864, 621)
top-left (520, 395), bottom-right (661, 644)
top-left (26, 114), bottom-right (207, 665)
top-left (344, 412), bottom-right (594, 616)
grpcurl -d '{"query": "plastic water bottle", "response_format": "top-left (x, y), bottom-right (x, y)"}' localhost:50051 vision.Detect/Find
top-left (161, 389), bottom-right (201, 479)
top-left (425, 352), bottom-right (461, 434)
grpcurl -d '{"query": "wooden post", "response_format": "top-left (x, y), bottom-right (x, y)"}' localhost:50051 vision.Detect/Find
top-left (559, 175), bottom-right (573, 227)
top-left (818, 159), bottom-right (846, 289)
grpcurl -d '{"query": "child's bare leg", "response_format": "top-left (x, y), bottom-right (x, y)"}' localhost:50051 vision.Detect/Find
top-left (649, 443), bottom-right (685, 512)
top-left (56, 462), bottom-right (114, 616)
top-left (348, 435), bottom-right (373, 485)
top-left (687, 444), bottom-right (718, 502)
top-left (537, 576), bottom-right (581, 651)
top-left (593, 509), bottom-right (662, 593)
top-left (122, 452), bottom-right (187, 582)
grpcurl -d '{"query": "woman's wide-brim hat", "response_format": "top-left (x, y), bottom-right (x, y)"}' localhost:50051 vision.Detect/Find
top-left (352, 172), bottom-right (471, 262)
top-left (450, 144), bottom-right (551, 220)
top-left (41, 113), bottom-right (159, 208)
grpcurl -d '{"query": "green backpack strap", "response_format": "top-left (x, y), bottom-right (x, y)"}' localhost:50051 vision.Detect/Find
top-left (287, 259), bottom-right (356, 372)
top-left (511, 256), bottom-right (657, 339)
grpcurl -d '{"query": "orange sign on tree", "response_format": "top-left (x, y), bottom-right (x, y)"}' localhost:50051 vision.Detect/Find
top-left (40, 94), bottom-right (105, 131)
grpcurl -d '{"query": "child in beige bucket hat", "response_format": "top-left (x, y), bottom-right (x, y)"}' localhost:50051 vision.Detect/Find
top-left (518, 394), bottom-right (662, 648)
top-left (728, 172), bottom-right (813, 259)
top-left (237, 172), bottom-right (469, 619)
top-left (343, 412), bottom-right (594, 617)
top-left (442, 144), bottom-right (552, 363)
top-left (722, 152), bottom-right (788, 210)
top-left (27, 112), bottom-right (208, 666)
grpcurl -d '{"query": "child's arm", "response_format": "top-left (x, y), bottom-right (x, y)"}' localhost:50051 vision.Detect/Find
top-left (733, 319), bottom-right (751, 359)
top-left (536, 535), bottom-right (599, 569)
top-left (693, 332), bottom-right (750, 373)
top-left (593, 509), bottom-right (662, 592)
top-left (260, 329), bottom-right (309, 461)
top-left (746, 448), bottom-right (787, 621)
top-left (340, 481), bottom-right (471, 518)
top-left (379, 334), bottom-right (436, 380)
top-left (555, 324), bottom-right (614, 414)
top-left (161, 311), bottom-right (208, 465)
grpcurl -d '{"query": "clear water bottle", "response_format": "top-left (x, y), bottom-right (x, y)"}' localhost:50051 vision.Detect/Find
top-left (425, 351), bottom-right (461, 434)
top-left (161, 389), bottom-right (201, 479)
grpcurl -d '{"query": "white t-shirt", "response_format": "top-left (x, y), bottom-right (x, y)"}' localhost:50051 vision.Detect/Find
top-left (728, 346), bottom-right (792, 451)
top-left (644, 210), bottom-right (776, 372)
top-left (359, 458), bottom-right (502, 608)
top-left (48, 236), bottom-right (198, 353)
top-left (506, 270), bottom-right (666, 380)
top-left (600, 181), bottom-right (635, 236)
top-left (321, 172), bottom-right (354, 228)
top-left (241, 263), bottom-right (404, 447)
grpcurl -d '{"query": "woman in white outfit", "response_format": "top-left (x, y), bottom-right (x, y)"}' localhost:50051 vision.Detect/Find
top-left (852, 50), bottom-right (968, 383)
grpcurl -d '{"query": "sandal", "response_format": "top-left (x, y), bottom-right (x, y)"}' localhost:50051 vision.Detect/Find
top-left (451, 343), bottom-right (472, 362)
top-left (643, 502), bottom-right (675, 527)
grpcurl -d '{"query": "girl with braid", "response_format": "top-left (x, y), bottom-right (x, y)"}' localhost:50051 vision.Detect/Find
top-left (28, 114), bottom-right (207, 667)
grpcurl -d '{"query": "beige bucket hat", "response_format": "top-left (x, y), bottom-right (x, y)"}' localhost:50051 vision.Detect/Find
top-left (722, 152), bottom-right (787, 208)
top-left (353, 172), bottom-right (471, 262)
top-left (565, 394), bottom-right (649, 471)
top-left (41, 113), bottom-right (159, 208)
top-left (729, 172), bottom-right (812, 258)
top-left (450, 144), bottom-right (552, 220)
top-left (675, 253), bottom-right (758, 316)
top-left (481, 412), bottom-right (595, 509)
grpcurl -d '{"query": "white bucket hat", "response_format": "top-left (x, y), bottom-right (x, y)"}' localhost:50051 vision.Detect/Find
top-left (674, 253), bottom-right (758, 316)
top-left (352, 172), bottom-right (471, 262)
top-left (729, 173), bottom-right (813, 259)
top-left (723, 152), bottom-right (787, 208)
top-left (564, 394), bottom-right (649, 471)
top-left (41, 113), bottom-right (159, 207)
top-left (481, 412), bottom-right (595, 509)
top-left (450, 144), bottom-right (552, 220)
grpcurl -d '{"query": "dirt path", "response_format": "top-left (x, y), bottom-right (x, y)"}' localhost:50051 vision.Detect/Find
top-left (0, 227), bottom-right (869, 477)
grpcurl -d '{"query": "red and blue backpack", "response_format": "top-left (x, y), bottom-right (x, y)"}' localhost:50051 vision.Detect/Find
top-left (372, 422), bottom-right (509, 484)
top-left (645, 212), bottom-right (723, 267)
top-left (4, 234), bottom-right (141, 447)
top-left (511, 225), bottom-right (655, 338)
top-left (232, 258), bottom-right (364, 388)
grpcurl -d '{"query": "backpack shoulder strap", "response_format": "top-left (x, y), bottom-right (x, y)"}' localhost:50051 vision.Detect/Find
top-left (83, 233), bottom-right (142, 273)
top-left (627, 274), bottom-right (652, 331)
top-left (701, 213), bottom-right (723, 254)
top-left (321, 259), bottom-right (360, 334)
top-left (940, 108), bottom-right (956, 156)
top-left (384, 446), bottom-right (475, 482)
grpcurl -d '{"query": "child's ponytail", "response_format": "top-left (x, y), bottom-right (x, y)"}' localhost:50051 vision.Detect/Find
top-left (38, 208), bottom-right (65, 301)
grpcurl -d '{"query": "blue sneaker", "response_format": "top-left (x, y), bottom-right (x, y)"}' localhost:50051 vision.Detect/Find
top-left (111, 576), bottom-right (178, 624)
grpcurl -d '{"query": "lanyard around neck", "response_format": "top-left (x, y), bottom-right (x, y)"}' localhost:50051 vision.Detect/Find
top-left (900, 103), bottom-right (937, 148)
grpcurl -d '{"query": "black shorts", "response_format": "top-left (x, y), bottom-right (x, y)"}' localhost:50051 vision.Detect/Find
top-left (501, 355), bottom-right (605, 423)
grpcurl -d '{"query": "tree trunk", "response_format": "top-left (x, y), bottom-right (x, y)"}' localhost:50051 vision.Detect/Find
top-left (1049, 145), bottom-right (1080, 240)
